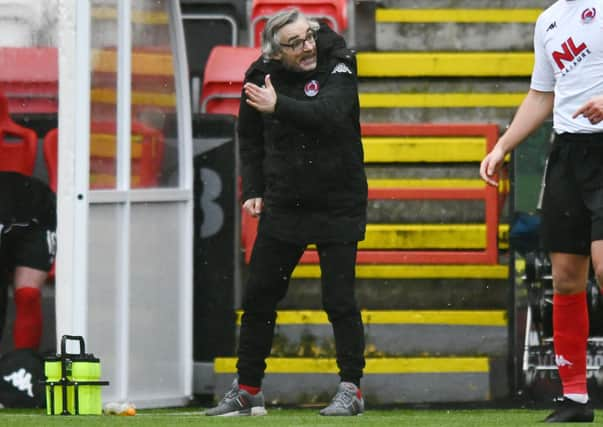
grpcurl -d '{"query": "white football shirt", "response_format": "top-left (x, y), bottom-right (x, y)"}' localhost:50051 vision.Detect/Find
top-left (531, 0), bottom-right (603, 133)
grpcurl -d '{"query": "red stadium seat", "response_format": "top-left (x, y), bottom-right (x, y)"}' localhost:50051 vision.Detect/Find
top-left (42, 128), bottom-right (58, 192)
top-left (250, 0), bottom-right (348, 47)
top-left (0, 89), bottom-right (38, 176)
top-left (200, 46), bottom-right (261, 116)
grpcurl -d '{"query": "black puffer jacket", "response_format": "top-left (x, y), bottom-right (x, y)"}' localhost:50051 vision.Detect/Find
top-left (238, 24), bottom-right (367, 244)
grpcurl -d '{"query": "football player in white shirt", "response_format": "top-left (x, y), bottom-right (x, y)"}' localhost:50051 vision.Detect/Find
top-left (480, 0), bottom-right (603, 423)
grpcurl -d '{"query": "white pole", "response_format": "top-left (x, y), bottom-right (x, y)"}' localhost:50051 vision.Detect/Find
top-left (115, 0), bottom-right (132, 402)
top-left (56, 0), bottom-right (91, 350)
top-left (169, 0), bottom-right (194, 397)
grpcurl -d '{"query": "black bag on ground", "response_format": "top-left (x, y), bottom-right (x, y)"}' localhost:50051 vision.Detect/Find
top-left (0, 349), bottom-right (45, 408)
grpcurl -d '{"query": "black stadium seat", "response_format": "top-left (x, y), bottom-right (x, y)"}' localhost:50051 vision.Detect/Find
top-left (180, 0), bottom-right (247, 29)
top-left (180, 1), bottom-right (247, 113)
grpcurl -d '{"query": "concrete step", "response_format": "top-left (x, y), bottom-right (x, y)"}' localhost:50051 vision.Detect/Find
top-left (375, 8), bottom-right (539, 51)
top-left (368, 199), bottom-right (487, 223)
top-left (355, 52), bottom-right (529, 126)
top-left (358, 77), bottom-right (528, 127)
top-left (364, 135), bottom-right (488, 162)
top-left (369, 178), bottom-right (485, 188)
top-left (305, 223), bottom-right (509, 250)
top-left (378, 0), bottom-right (551, 9)
top-left (360, 105), bottom-right (518, 129)
top-left (276, 268), bottom-right (510, 310)
top-left (355, 49), bottom-right (532, 126)
top-left (366, 179), bottom-right (498, 223)
top-left (358, 52), bottom-right (533, 77)
top-left (360, 91), bottom-right (524, 110)
top-left (292, 263), bottom-right (507, 279)
top-left (359, 78), bottom-right (529, 94)
top-left (377, 8), bottom-right (540, 23)
top-left (248, 224), bottom-right (509, 266)
top-left (360, 124), bottom-right (506, 163)
top-left (213, 356), bottom-right (508, 404)
top-left (361, 133), bottom-right (509, 222)
top-left (236, 309), bottom-right (508, 357)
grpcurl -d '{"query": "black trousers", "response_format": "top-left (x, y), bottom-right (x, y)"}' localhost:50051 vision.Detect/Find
top-left (236, 232), bottom-right (365, 388)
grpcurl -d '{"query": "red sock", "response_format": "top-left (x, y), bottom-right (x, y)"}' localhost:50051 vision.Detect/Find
top-left (239, 384), bottom-right (261, 395)
top-left (553, 292), bottom-right (588, 395)
top-left (13, 287), bottom-right (42, 350)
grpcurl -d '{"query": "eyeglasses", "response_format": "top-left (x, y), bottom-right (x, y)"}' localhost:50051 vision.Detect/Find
top-left (279, 30), bottom-right (316, 52)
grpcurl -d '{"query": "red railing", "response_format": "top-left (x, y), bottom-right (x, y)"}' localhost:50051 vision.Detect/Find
top-left (241, 122), bottom-right (501, 265)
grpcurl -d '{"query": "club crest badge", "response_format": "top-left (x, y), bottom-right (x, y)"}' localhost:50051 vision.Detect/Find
top-left (304, 80), bottom-right (320, 97)
top-left (581, 8), bottom-right (596, 23)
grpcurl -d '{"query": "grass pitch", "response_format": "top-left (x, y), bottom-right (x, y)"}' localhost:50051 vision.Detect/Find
top-left (0, 407), bottom-right (597, 426)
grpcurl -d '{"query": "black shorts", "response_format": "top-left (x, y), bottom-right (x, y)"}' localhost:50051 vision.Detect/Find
top-left (0, 224), bottom-right (56, 273)
top-left (540, 132), bottom-right (603, 255)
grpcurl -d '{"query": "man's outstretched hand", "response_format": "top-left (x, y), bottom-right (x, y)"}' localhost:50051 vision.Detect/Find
top-left (244, 74), bottom-right (277, 113)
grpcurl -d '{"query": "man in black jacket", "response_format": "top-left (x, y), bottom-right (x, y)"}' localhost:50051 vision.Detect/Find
top-left (0, 171), bottom-right (56, 351)
top-left (206, 8), bottom-right (367, 417)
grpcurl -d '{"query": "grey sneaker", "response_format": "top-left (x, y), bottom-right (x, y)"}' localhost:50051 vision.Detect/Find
top-left (319, 382), bottom-right (364, 416)
top-left (204, 379), bottom-right (267, 416)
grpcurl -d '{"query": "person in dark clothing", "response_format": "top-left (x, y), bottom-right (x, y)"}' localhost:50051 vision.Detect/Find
top-left (0, 171), bottom-right (56, 351)
top-left (205, 8), bottom-right (367, 417)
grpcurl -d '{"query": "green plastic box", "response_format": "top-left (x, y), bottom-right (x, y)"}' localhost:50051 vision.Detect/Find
top-left (44, 336), bottom-right (107, 415)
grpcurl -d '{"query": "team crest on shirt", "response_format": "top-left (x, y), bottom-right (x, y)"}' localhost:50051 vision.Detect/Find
top-left (304, 80), bottom-right (320, 97)
top-left (331, 63), bottom-right (352, 74)
top-left (581, 8), bottom-right (596, 23)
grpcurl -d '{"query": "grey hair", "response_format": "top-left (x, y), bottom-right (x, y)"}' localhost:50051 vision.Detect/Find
top-left (260, 8), bottom-right (320, 60)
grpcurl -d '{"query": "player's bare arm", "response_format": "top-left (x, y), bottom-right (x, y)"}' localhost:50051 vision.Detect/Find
top-left (480, 89), bottom-right (554, 186)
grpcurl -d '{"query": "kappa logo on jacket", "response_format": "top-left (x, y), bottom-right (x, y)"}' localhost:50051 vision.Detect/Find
top-left (3, 368), bottom-right (34, 398)
top-left (331, 63), bottom-right (352, 75)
